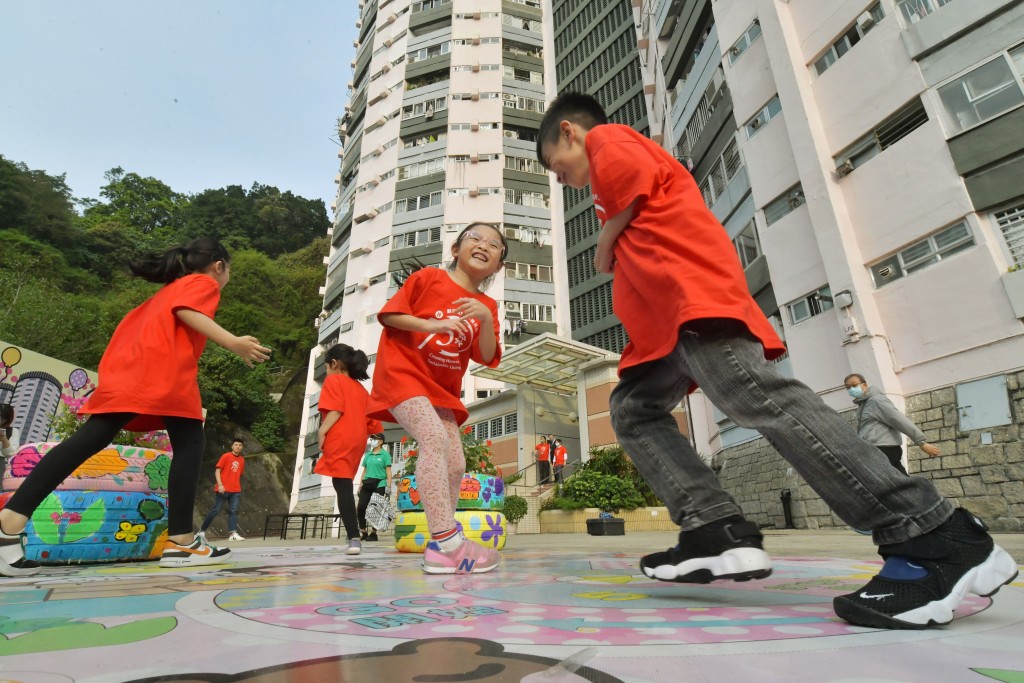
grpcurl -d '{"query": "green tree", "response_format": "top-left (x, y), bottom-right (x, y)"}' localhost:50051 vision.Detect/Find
top-left (0, 155), bottom-right (79, 247)
top-left (84, 167), bottom-right (188, 240)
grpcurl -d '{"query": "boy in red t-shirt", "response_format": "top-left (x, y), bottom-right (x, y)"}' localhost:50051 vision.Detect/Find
top-left (533, 437), bottom-right (550, 484)
top-left (536, 92), bottom-right (1017, 630)
top-left (551, 439), bottom-right (567, 484)
top-left (198, 438), bottom-right (247, 542)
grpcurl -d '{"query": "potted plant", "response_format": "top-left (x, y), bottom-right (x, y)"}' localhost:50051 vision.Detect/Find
top-left (502, 494), bottom-right (528, 534)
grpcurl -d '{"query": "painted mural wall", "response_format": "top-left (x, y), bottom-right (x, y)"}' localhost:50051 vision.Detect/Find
top-left (0, 340), bottom-right (97, 444)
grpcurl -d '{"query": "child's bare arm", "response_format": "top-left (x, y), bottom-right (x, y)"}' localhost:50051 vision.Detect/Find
top-left (175, 309), bottom-right (270, 367)
top-left (594, 198), bottom-right (639, 273)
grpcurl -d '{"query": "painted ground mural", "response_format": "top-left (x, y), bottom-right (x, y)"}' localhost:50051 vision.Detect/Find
top-left (0, 543), bottom-right (1021, 682)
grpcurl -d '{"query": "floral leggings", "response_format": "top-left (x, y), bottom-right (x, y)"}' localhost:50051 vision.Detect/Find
top-left (390, 397), bottom-right (465, 535)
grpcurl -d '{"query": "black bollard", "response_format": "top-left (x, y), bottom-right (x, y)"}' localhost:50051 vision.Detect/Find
top-left (780, 488), bottom-right (795, 529)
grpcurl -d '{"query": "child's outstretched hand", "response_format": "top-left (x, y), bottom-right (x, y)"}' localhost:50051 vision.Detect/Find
top-left (230, 336), bottom-right (272, 367)
top-left (453, 297), bottom-right (492, 324)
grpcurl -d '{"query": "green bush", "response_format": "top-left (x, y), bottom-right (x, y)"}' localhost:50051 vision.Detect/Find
top-left (561, 470), bottom-right (644, 513)
top-left (582, 445), bottom-right (663, 507)
top-left (540, 496), bottom-right (587, 512)
top-left (501, 494), bottom-right (529, 524)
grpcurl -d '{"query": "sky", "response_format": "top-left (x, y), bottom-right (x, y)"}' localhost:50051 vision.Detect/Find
top-left (1, 2), bottom-right (360, 211)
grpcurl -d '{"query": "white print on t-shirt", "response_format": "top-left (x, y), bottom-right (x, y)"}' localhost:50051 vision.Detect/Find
top-left (417, 307), bottom-right (479, 371)
top-left (591, 191), bottom-right (606, 221)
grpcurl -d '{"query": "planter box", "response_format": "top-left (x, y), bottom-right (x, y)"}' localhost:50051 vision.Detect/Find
top-left (586, 517), bottom-right (624, 536)
top-left (539, 507), bottom-right (676, 533)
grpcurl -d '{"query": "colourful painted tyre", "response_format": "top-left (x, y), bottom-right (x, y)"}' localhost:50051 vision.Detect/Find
top-left (395, 473), bottom-right (505, 512)
top-left (3, 443), bottom-right (172, 495)
top-left (393, 509), bottom-right (506, 553)
top-left (21, 490), bottom-right (169, 564)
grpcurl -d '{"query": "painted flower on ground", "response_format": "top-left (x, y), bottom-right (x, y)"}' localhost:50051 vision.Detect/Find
top-left (115, 521), bottom-right (147, 543)
top-left (480, 514), bottom-right (505, 547)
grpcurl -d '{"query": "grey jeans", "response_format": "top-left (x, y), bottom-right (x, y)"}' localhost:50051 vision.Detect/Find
top-left (609, 322), bottom-right (953, 546)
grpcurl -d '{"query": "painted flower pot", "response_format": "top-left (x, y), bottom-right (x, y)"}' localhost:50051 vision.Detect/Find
top-left (393, 510), bottom-right (507, 553)
top-left (396, 473), bottom-right (505, 512)
top-left (3, 490), bottom-right (170, 564)
top-left (3, 443), bottom-right (172, 495)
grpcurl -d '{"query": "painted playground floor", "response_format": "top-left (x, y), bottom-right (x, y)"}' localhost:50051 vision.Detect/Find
top-left (1, 532), bottom-right (1023, 683)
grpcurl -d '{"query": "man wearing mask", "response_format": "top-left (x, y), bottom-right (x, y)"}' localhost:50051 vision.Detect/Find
top-left (844, 374), bottom-right (940, 475)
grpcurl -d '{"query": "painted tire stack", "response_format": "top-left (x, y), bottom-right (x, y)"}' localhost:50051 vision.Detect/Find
top-left (0, 443), bottom-right (171, 564)
top-left (393, 472), bottom-right (507, 553)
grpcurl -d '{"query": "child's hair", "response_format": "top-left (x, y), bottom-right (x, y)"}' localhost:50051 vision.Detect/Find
top-left (231, 437), bottom-right (245, 446)
top-left (1, 404), bottom-right (13, 428)
top-left (324, 343), bottom-right (371, 381)
top-left (536, 92), bottom-right (609, 167)
top-left (129, 237), bottom-right (231, 284)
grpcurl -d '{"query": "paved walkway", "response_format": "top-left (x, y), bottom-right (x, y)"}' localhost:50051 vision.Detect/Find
top-left (1, 530), bottom-right (1022, 683)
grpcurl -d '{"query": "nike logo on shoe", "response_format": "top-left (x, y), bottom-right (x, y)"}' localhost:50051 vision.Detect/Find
top-left (859, 592), bottom-right (895, 600)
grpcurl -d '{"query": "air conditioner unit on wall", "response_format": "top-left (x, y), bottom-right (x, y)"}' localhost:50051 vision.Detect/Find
top-left (503, 130), bottom-right (517, 139)
top-left (835, 159), bottom-right (854, 177)
top-left (857, 11), bottom-right (876, 32)
top-left (358, 278), bottom-right (371, 290)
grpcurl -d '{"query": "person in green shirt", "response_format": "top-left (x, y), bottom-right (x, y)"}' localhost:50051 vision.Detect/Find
top-left (358, 433), bottom-right (392, 541)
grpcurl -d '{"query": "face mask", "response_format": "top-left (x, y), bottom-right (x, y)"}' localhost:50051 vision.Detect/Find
top-left (847, 386), bottom-right (864, 399)
top-left (370, 439), bottom-right (382, 448)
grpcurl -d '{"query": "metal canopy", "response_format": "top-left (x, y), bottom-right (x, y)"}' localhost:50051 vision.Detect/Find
top-left (471, 333), bottom-right (615, 395)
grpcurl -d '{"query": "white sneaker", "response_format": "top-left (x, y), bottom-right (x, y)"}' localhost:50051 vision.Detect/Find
top-left (345, 538), bottom-right (362, 555)
top-left (228, 531), bottom-right (246, 541)
top-left (195, 530), bottom-right (207, 542)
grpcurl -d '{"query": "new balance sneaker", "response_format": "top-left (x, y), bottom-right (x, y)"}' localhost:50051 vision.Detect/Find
top-left (640, 515), bottom-right (773, 583)
top-left (0, 525), bottom-right (41, 577)
top-left (423, 540), bottom-right (500, 574)
top-left (228, 531), bottom-right (246, 542)
top-left (159, 537), bottom-right (232, 568)
top-left (345, 538), bottom-right (362, 555)
top-left (834, 508), bottom-right (1018, 629)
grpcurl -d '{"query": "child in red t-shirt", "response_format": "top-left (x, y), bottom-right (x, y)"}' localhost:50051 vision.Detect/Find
top-left (0, 238), bottom-right (270, 577)
top-left (368, 223), bottom-right (505, 574)
top-left (536, 93), bottom-right (1017, 630)
top-left (316, 344), bottom-right (382, 556)
top-left (197, 438), bottom-right (247, 542)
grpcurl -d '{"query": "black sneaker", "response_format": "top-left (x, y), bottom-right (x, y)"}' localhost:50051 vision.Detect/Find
top-left (360, 531), bottom-right (369, 541)
top-left (640, 515), bottom-right (772, 583)
top-left (833, 508), bottom-right (1019, 629)
top-left (367, 531), bottom-right (379, 542)
top-left (1, 525), bottom-right (42, 577)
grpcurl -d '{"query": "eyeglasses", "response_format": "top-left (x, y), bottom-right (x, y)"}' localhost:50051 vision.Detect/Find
top-left (463, 231), bottom-right (504, 254)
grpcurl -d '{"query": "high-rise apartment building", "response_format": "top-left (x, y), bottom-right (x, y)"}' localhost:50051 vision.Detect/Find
top-left (291, 0), bottom-right (567, 513)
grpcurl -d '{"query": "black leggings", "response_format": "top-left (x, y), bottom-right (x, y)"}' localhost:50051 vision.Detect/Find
top-left (331, 477), bottom-right (360, 540)
top-left (358, 478), bottom-right (383, 530)
top-left (878, 445), bottom-right (908, 476)
top-left (5, 413), bottom-right (205, 536)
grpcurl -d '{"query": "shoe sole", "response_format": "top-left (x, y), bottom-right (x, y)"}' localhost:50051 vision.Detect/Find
top-left (642, 547), bottom-right (773, 584)
top-left (0, 562), bottom-right (42, 577)
top-left (345, 548), bottom-right (361, 555)
top-left (421, 562), bottom-right (499, 575)
top-left (159, 549), bottom-right (234, 568)
top-left (833, 544), bottom-right (1019, 629)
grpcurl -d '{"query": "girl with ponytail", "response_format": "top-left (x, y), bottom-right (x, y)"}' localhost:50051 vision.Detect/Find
top-left (0, 238), bottom-right (271, 578)
top-left (315, 343), bottom-right (382, 555)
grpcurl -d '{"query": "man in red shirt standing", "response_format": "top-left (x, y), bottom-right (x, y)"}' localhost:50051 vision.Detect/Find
top-left (535, 92), bottom-right (1017, 631)
top-left (551, 439), bottom-right (567, 484)
top-left (533, 436), bottom-right (550, 485)
top-left (198, 438), bottom-right (246, 542)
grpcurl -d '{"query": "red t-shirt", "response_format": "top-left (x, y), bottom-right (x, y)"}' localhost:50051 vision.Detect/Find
top-left (368, 268), bottom-right (502, 425)
top-left (552, 445), bottom-right (567, 466)
top-left (315, 373), bottom-right (383, 479)
top-left (81, 273), bottom-right (221, 431)
top-left (215, 452), bottom-right (245, 492)
top-left (535, 443), bottom-right (550, 461)
top-left (586, 124), bottom-right (785, 382)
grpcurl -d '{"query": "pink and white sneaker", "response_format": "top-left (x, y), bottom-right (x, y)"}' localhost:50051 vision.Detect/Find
top-left (422, 540), bottom-right (500, 574)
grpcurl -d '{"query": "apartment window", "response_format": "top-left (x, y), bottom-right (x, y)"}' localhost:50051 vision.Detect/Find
top-left (897, 0), bottom-right (955, 26)
top-left (407, 41), bottom-right (451, 63)
top-left (502, 93), bottom-right (546, 113)
top-left (402, 131), bottom-right (447, 148)
top-left (813, 4), bottom-right (885, 76)
top-left (869, 222), bottom-right (975, 287)
top-left (505, 189), bottom-right (549, 208)
top-left (339, 321), bottom-right (354, 332)
top-left (503, 65), bottom-right (544, 84)
top-left (448, 187), bottom-right (501, 196)
top-left (412, 0), bottom-right (450, 12)
top-left (787, 286), bottom-right (834, 324)
top-left (374, 236), bottom-right (390, 248)
top-left (763, 184), bottom-right (805, 226)
top-left (994, 202), bottom-right (1024, 268)
top-left (453, 63), bottom-right (501, 72)
top-left (502, 13), bottom-right (541, 32)
top-left (697, 136), bottom-right (744, 207)
top-left (394, 226), bottom-right (442, 249)
top-left (395, 191), bottom-right (442, 213)
top-left (522, 303), bottom-right (554, 322)
top-left (450, 122), bottom-right (500, 130)
top-left (401, 97), bottom-right (448, 121)
top-left (505, 262), bottom-right (553, 282)
top-left (453, 37), bottom-right (500, 45)
top-left (451, 92), bottom-right (501, 100)
top-left (505, 414), bottom-right (518, 433)
top-left (745, 95), bottom-right (782, 137)
top-left (729, 20), bottom-right (763, 64)
top-left (503, 224), bottom-right (550, 244)
top-left (835, 98), bottom-right (929, 174)
top-left (398, 157), bottom-right (445, 180)
top-left (732, 221), bottom-right (762, 269)
top-left (490, 417), bottom-right (504, 437)
top-left (937, 46), bottom-right (1024, 134)
top-left (504, 155), bottom-right (546, 175)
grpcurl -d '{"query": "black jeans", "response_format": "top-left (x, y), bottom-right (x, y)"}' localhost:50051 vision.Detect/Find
top-left (538, 460), bottom-right (550, 484)
top-left (332, 477), bottom-right (359, 540)
top-left (6, 413), bottom-right (205, 536)
top-left (878, 445), bottom-right (908, 476)
top-left (358, 478), bottom-right (384, 530)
